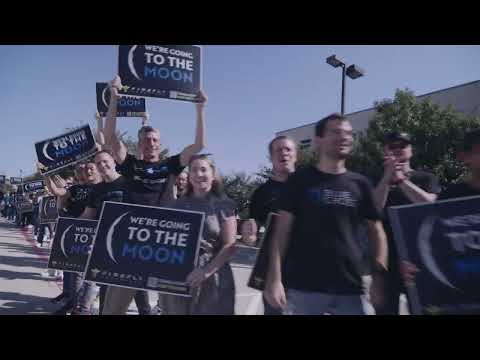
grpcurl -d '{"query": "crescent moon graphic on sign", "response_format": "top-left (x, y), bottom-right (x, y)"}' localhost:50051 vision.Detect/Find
top-left (418, 216), bottom-right (459, 290)
top-left (60, 225), bottom-right (74, 258)
top-left (128, 45), bottom-right (141, 81)
top-left (42, 141), bottom-right (54, 162)
top-left (106, 211), bottom-right (130, 264)
top-left (102, 86), bottom-right (109, 108)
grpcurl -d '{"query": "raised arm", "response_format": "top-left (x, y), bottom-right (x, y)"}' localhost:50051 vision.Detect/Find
top-left (104, 76), bottom-right (128, 165)
top-left (95, 112), bottom-right (106, 151)
top-left (180, 90), bottom-right (207, 167)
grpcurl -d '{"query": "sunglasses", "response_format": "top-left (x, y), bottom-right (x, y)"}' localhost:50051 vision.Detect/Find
top-left (388, 143), bottom-right (409, 150)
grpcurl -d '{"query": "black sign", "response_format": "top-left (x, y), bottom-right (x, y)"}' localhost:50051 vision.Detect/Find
top-left (10, 177), bottom-right (22, 185)
top-left (248, 213), bottom-right (278, 291)
top-left (23, 180), bottom-right (45, 193)
top-left (84, 202), bottom-right (204, 296)
top-left (96, 82), bottom-right (146, 117)
top-left (39, 195), bottom-right (58, 224)
top-left (0, 175), bottom-right (5, 184)
top-left (48, 218), bottom-right (98, 274)
top-left (389, 196), bottom-right (480, 315)
top-left (35, 125), bottom-right (98, 175)
top-left (118, 45), bottom-right (201, 102)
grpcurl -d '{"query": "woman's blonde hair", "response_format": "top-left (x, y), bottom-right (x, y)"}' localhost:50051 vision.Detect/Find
top-left (184, 155), bottom-right (225, 198)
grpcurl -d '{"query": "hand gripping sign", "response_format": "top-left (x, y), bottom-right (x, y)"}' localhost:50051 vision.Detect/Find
top-left (84, 202), bottom-right (205, 297)
top-left (96, 82), bottom-right (146, 117)
top-left (35, 125), bottom-right (98, 175)
top-left (389, 195), bottom-right (480, 315)
top-left (118, 45), bottom-right (202, 102)
top-left (48, 218), bottom-right (98, 274)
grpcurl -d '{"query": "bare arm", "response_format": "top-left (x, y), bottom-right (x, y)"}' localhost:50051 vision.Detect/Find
top-left (398, 180), bottom-right (438, 203)
top-left (79, 207), bottom-right (97, 220)
top-left (179, 90), bottom-right (207, 167)
top-left (186, 216), bottom-right (237, 287)
top-left (104, 76), bottom-right (128, 165)
top-left (264, 210), bottom-right (295, 310)
top-left (373, 157), bottom-right (397, 209)
top-left (95, 112), bottom-right (106, 150)
top-left (44, 175), bottom-right (67, 198)
top-left (367, 220), bottom-right (388, 270)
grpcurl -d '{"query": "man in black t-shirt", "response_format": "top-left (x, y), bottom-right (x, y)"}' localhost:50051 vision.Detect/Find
top-left (373, 131), bottom-right (440, 314)
top-left (44, 162), bottom-right (101, 314)
top-left (79, 150), bottom-right (152, 315)
top-left (248, 135), bottom-right (297, 315)
top-left (264, 113), bottom-right (388, 315)
top-left (102, 76), bottom-right (208, 315)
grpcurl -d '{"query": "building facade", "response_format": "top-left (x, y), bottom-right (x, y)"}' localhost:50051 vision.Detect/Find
top-left (277, 80), bottom-right (480, 151)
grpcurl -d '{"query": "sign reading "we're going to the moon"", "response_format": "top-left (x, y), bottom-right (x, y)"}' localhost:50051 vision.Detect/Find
top-left (35, 125), bottom-right (98, 175)
top-left (118, 45), bottom-right (201, 103)
top-left (84, 201), bottom-right (204, 297)
top-left (389, 196), bottom-right (480, 315)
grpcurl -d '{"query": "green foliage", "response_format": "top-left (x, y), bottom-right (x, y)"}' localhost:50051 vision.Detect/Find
top-left (223, 172), bottom-right (263, 219)
top-left (346, 89), bottom-right (480, 186)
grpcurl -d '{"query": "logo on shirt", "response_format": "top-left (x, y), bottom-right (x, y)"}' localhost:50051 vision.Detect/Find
top-left (307, 188), bottom-right (357, 208)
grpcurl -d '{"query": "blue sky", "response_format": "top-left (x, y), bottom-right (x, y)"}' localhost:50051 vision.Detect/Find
top-left (0, 45), bottom-right (479, 179)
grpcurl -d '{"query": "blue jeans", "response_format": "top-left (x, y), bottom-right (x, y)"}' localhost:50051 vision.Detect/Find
top-left (71, 273), bottom-right (98, 314)
top-left (284, 277), bottom-right (375, 315)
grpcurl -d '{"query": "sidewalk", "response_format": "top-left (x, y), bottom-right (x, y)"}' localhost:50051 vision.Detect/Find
top-left (0, 218), bottom-right (62, 314)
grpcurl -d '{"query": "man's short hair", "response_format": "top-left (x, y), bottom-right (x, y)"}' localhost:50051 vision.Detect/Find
top-left (315, 113), bottom-right (347, 137)
top-left (94, 149), bottom-right (114, 159)
top-left (268, 136), bottom-right (297, 155)
top-left (462, 129), bottom-right (480, 152)
top-left (138, 126), bottom-right (160, 143)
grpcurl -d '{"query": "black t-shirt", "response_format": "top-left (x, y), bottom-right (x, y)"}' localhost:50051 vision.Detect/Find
top-left (117, 153), bottom-right (184, 206)
top-left (87, 176), bottom-right (130, 219)
top-left (382, 170), bottom-right (441, 276)
top-left (63, 184), bottom-right (95, 218)
top-left (249, 179), bottom-right (286, 227)
top-left (438, 182), bottom-right (480, 200)
top-left (279, 166), bottom-right (382, 294)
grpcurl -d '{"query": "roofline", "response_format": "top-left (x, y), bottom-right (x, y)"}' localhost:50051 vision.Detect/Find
top-left (276, 79), bottom-right (480, 134)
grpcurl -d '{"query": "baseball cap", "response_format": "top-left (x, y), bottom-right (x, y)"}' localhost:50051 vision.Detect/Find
top-left (383, 131), bottom-right (412, 145)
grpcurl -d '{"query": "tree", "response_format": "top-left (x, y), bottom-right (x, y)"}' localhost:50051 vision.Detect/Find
top-left (346, 89), bottom-right (480, 186)
top-left (223, 172), bottom-right (261, 219)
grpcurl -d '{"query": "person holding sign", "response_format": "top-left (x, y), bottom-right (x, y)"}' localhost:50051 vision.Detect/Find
top-left (160, 155), bottom-right (237, 315)
top-left (247, 135), bottom-right (297, 315)
top-left (101, 76), bottom-right (207, 315)
top-left (44, 162), bottom-right (101, 314)
top-left (79, 150), bottom-right (151, 315)
top-left (264, 114), bottom-right (388, 315)
top-left (400, 129), bottom-right (480, 289)
top-left (373, 131), bottom-right (440, 314)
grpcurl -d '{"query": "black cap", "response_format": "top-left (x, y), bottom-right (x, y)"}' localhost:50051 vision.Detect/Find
top-left (384, 131), bottom-right (411, 145)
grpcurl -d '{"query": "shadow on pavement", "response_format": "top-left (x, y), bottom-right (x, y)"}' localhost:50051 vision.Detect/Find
top-left (0, 291), bottom-right (61, 315)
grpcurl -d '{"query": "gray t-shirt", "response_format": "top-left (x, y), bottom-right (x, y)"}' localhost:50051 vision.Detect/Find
top-left (171, 194), bottom-right (236, 259)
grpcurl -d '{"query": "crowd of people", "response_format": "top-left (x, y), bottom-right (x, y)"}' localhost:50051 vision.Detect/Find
top-left (2, 74), bottom-right (480, 316)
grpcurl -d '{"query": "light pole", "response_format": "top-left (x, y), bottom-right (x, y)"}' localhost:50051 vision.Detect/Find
top-left (326, 55), bottom-right (365, 116)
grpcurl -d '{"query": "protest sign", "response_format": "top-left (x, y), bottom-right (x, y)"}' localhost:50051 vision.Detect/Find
top-left (0, 175), bottom-right (5, 184)
top-left (389, 196), bottom-right (480, 315)
top-left (84, 201), bottom-right (204, 296)
top-left (96, 82), bottom-right (146, 117)
top-left (23, 180), bottom-right (45, 193)
top-left (35, 125), bottom-right (98, 175)
top-left (118, 45), bottom-right (201, 102)
top-left (39, 195), bottom-right (58, 224)
top-left (47, 217), bottom-right (98, 273)
top-left (10, 177), bottom-right (22, 185)
top-left (247, 213), bottom-right (279, 291)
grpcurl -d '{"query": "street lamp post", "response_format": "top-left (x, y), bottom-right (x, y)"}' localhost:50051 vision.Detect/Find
top-left (326, 55), bottom-right (365, 116)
